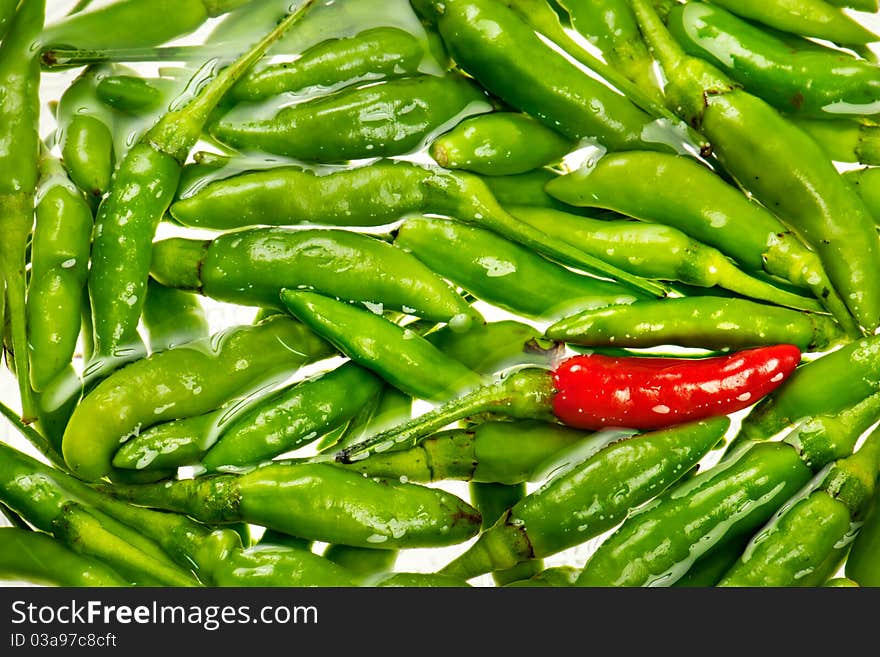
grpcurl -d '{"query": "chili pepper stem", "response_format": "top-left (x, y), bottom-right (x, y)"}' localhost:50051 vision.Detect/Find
top-left (0, 401), bottom-right (66, 469)
top-left (439, 517), bottom-right (531, 581)
top-left (145, 0), bottom-right (316, 162)
top-left (336, 368), bottom-right (557, 464)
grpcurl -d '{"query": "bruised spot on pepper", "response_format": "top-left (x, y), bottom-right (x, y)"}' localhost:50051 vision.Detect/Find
top-left (791, 92), bottom-right (805, 111)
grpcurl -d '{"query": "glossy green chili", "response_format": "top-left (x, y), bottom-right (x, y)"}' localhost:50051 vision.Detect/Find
top-left (62, 315), bottom-right (333, 481)
top-left (544, 151), bottom-right (858, 333)
top-left (429, 112), bottom-right (572, 176)
top-left (666, 2), bottom-right (880, 120)
top-left (476, 169), bottom-right (588, 214)
top-left (719, 428), bottom-right (880, 587)
top-left (27, 152), bottom-right (93, 392)
top-left (41, 0), bottom-right (250, 50)
top-left (95, 74), bottom-right (175, 114)
top-left (322, 544), bottom-right (397, 581)
top-left (0, 527), bottom-right (128, 587)
top-left (280, 290), bottom-right (482, 402)
top-left (631, 0), bottom-right (880, 332)
top-left (169, 160), bottom-right (669, 298)
top-left (212, 74), bottom-right (491, 162)
top-left (414, 0), bottom-right (683, 153)
top-left (87, 3), bottom-right (315, 383)
top-left (440, 417), bottom-right (729, 581)
top-left (340, 420), bottom-right (602, 485)
top-left (105, 462), bottom-right (482, 550)
top-left (149, 227), bottom-right (480, 328)
top-left (394, 215), bottom-right (644, 321)
top-left (504, 566), bottom-right (580, 588)
top-left (0, 0), bottom-right (44, 422)
top-left (201, 362), bottom-right (383, 471)
top-left (546, 297), bottom-right (844, 352)
top-left (706, 0), bottom-right (878, 46)
top-left (507, 205), bottom-right (825, 314)
top-left (231, 26), bottom-right (426, 102)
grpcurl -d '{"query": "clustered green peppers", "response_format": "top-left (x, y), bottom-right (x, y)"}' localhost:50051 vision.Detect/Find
top-left (2, 0), bottom-right (880, 590)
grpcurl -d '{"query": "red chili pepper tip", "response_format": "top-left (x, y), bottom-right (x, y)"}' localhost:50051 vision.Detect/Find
top-left (550, 344), bottom-right (802, 431)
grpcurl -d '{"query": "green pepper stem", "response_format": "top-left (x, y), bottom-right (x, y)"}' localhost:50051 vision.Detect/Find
top-left (708, 253), bottom-right (825, 313)
top-left (40, 44), bottom-right (227, 69)
top-left (0, 401), bottom-right (66, 469)
top-left (336, 368), bottom-right (556, 464)
top-left (145, 0), bottom-right (316, 161)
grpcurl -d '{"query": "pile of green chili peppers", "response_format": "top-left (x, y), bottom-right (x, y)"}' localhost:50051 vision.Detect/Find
top-left (1, 0), bottom-right (880, 589)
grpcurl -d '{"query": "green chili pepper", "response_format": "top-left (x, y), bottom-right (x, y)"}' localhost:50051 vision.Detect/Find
top-left (736, 334), bottom-right (880, 446)
top-left (791, 118), bottom-right (880, 166)
top-left (340, 420), bottom-right (602, 485)
top-left (429, 112), bottom-right (572, 176)
top-left (846, 490), bottom-right (880, 586)
top-left (844, 167), bottom-right (880, 225)
top-left (54, 65), bottom-right (116, 199)
top-left (507, 205), bottom-right (826, 314)
top-left (670, 537), bottom-right (752, 587)
top-left (231, 26), bottom-right (427, 102)
top-left (201, 362), bottom-right (383, 471)
top-left (212, 74), bottom-right (491, 162)
top-left (169, 161), bottom-right (669, 298)
top-left (149, 227), bottom-right (481, 328)
top-left (394, 216), bottom-right (643, 321)
top-left (104, 462), bottom-right (482, 550)
top-left (0, 437), bottom-right (198, 586)
top-left (440, 417), bottom-right (729, 581)
top-left (476, 169), bottom-right (589, 214)
top-left (706, 0), bottom-right (878, 46)
top-left (324, 384), bottom-right (412, 453)
top-left (0, 0), bottom-right (44, 422)
top-left (142, 278), bottom-right (209, 354)
top-left (631, 0), bottom-right (880, 333)
top-left (828, 0), bottom-right (878, 11)
top-left (546, 297), bottom-right (844, 352)
top-left (280, 290), bottom-right (482, 402)
top-left (322, 544), bottom-right (397, 581)
top-left (112, 411), bottom-right (218, 471)
top-left (544, 151), bottom-right (858, 334)
top-left (825, 577), bottom-right (860, 587)
top-left (41, 0), bottom-right (250, 50)
top-left (413, 0), bottom-right (683, 153)
top-left (26, 151), bottom-right (93, 393)
top-left (718, 427), bottom-right (880, 587)
top-left (470, 482), bottom-right (543, 586)
top-left (62, 315), bottom-right (333, 481)
top-left (0, 527), bottom-right (129, 587)
top-left (95, 74), bottom-right (175, 114)
top-left (665, 2), bottom-right (880, 120)
top-left (86, 2), bottom-right (316, 384)
top-left (556, 0), bottom-right (664, 104)
top-left (212, 544), bottom-right (356, 587)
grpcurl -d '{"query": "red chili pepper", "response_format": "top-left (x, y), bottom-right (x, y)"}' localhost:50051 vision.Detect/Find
top-left (336, 344), bottom-right (802, 463)
top-left (551, 345), bottom-right (802, 430)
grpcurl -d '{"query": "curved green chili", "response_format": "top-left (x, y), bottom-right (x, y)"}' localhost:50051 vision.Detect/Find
top-left (394, 215), bottom-right (643, 321)
top-left (844, 167), bottom-right (880, 225)
top-left (546, 297), bottom-right (844, 352)
top-left (149, 227), bottom-right (481, 328)
top-left (280, 290), bottom-right (482, 402)
top-left (792, 118), bottom-right (880, 166)
top-left (212, 74), bottom-right (491, 162)
top-left (665, 2), bottom-right (880, 120)
top-left (62, 315), bottom-right (333, 481)
top-left (440, 417), bottom-right (729, 581)
top-left (142, 278), bottom-right (209, 354)
top-left (231, 26), bottom-right (427, 102)
top-left (507, 205), bottom-right (826, 314)
top-left (103, 462), bottom-right (482, 550)
top-left (27, 151), bottom-right (93, 392)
